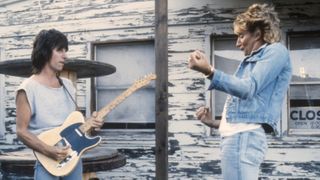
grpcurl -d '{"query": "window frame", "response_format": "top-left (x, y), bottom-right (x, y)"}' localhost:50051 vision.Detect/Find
top-left (90, 39), bottom-right (156, 129)
top-left (210, 35), bottom-right (239, 119)
top-left (0, 48), bottom-right (6, 141)
top-left (208, 33), bottom-right (243, 136)
top-left (286, 31), bottom-right (320, 136)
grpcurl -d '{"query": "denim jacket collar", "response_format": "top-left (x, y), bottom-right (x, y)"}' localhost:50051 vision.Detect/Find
top-left (244, 43), bottom-right (268, 62)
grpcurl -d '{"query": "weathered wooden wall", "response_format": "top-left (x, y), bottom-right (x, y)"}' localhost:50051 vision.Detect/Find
top-left (0, 0), bottom-right (320, 179)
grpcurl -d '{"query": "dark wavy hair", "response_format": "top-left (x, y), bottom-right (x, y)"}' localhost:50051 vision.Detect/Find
top-left (31, 29), bottom-right (68, 74)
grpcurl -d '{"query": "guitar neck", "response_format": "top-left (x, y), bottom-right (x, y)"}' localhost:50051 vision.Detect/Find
top-left (97, 86), bottom-right (137, 119)
top-left (80, 84), bottom-right (142, 133)
top-left (79, 73), bottom-right (156, 134)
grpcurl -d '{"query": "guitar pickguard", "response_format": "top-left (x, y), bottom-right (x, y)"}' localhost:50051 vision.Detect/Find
top-left (59, 123), bottom-right (101, 155)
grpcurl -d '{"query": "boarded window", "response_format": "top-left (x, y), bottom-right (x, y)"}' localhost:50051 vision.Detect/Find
top-left (288, 32), bottom-right (320, 135)
top-left (94, 41), bottom-right (155, 129)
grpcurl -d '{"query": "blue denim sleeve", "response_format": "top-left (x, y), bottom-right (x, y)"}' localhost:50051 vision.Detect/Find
top-left (208, 43), bottom-right (290, 99)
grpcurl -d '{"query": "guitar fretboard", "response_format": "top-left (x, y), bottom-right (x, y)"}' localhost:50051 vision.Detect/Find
top-left (97, 85), bottom-right (139, 119)
top-left (79, 74), bottom-right (156, 133)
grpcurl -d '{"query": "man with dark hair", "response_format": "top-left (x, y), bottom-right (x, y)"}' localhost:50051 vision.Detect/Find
top-left (15, 29), bottom-right (103, 179)
top-left (31, 29), bottom-right (69, 74)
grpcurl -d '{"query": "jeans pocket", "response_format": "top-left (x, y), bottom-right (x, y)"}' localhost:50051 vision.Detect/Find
top-left (241, 130), bottom-right (267, 166)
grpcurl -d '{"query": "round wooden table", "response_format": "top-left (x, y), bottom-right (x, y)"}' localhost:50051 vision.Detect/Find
top-left (0, 146), bottom-right (126, 179)
top-left (0, 58), bottom-right (116, 78)
top-left (0, 58), bottom-right (116, 86)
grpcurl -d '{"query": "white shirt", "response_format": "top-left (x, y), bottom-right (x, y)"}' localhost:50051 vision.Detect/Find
top-left (219, 104), bottom-right (261, 137)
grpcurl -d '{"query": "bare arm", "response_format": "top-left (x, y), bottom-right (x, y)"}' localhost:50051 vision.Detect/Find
top-left (16, 90), bottom-right (68, 160)
top-left (196, 106), bottom-right (220, 129)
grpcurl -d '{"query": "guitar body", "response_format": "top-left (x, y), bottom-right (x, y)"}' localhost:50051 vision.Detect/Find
top-left (34, 111), bottom-right (101, 176)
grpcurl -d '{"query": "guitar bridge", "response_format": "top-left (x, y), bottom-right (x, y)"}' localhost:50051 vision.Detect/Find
top-left (57, 151), bottom-right (77, 168)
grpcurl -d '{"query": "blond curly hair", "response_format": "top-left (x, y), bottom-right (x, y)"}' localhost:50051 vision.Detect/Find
top-left (233, 3), bottom-right (281, 43)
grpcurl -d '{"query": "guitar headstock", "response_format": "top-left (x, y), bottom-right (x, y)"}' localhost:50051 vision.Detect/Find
top-left (132, 73), bottom-right (157, 89)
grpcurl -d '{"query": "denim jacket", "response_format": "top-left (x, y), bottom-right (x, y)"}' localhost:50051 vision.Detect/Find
top-left (208, 43), bottom-right (292, 134)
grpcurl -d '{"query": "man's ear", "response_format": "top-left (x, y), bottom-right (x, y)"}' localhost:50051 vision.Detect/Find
top-left (254, 29), bottom-right (262, 40)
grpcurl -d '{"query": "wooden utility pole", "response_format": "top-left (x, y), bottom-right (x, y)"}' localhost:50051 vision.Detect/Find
top-left (155, 0), bottom-right (168, 179)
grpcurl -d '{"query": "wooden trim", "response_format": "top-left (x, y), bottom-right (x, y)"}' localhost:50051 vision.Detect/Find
top-left (287, 30), bottom-right (320, 36)
top-left (0, 48), bottom-right (6, 140)
top-left (89, 42), bottom-right (97, 114)
top-left (155, 0), bottom-right (168, 179)
top-left (102, 123), bottom-right (155, 129)
top-left (92, 39), bottom-right (154, 46)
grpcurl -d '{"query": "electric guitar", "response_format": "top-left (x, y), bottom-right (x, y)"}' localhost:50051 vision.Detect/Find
top-left (34, 73), bottom-right (156, 176)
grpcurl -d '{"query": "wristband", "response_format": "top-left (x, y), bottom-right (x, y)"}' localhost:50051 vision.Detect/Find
top-left (204, 66), bottom-right (214, 79)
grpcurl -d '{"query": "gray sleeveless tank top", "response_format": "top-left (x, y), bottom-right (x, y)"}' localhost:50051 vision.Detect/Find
top-left (16, 77), bottom-right (77, 135)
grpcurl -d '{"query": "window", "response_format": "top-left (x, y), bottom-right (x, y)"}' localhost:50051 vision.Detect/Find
top-left (94, 41), bottom-right (155, 129)
top-left (287, 32), bottom-right (320, 135)
top-left (211, 36), bottom-right (243, 126)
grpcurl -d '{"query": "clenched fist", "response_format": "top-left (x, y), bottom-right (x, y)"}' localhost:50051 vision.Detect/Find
top-left (196, 106), bottom-right (220, 128)
top-left (188, 50), bottom-right (213, 76)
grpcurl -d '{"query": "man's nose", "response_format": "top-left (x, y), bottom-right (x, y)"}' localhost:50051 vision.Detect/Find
top-left (236, 38), bottom-right (241, 48)
top-left (62, 50), bottom-right (67, 59)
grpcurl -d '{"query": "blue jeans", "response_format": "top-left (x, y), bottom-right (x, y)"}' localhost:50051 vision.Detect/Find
top-left (220, 127), bottom-right (267, 180)
top-left (34, 160), bottom-right (83, 180)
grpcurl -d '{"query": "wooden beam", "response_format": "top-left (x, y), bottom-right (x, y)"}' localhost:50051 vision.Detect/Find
top-left (155, 0), bottom-right (168, 179)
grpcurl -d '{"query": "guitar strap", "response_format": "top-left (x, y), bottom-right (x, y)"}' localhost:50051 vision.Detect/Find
top-left (57, 75), bottom-right (79, 110)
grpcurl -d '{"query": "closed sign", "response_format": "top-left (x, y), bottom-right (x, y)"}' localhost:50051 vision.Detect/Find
top-left (289, 107), bottom-right (320, 129)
